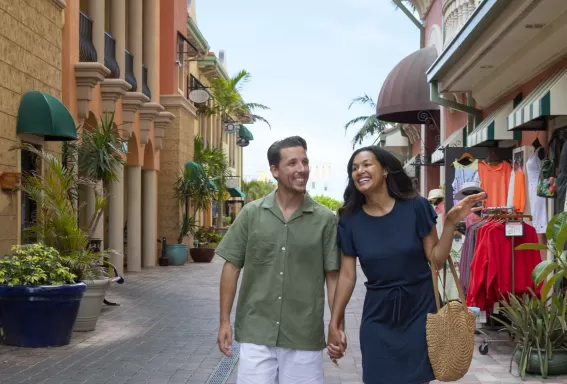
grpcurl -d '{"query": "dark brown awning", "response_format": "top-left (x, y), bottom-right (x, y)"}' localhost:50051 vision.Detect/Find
top-left (376, 46), bottom-right (440, 125)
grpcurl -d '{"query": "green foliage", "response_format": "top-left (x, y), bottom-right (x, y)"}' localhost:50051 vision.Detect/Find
top-left (312, 195), bottom-right (342, 213)
top-left (195, 226), bottom-right (222, 245)
top-left (493, 291), bottom-right (567, 379)
top-left (197, 69), bottom-right (270, 128)
top-left (0, 244), bottom-right (76, 286)
top-left (241, 180), bottom-right (276, 203)
top-left (345, 94), bottom-right (394, 149)
top-left (516, 212), bottom-right (567, 300)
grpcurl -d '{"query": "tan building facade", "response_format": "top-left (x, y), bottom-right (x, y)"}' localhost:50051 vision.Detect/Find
top-left (0, 0), bottom-right (67, 255)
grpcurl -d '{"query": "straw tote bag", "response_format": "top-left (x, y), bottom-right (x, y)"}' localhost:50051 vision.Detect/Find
top-left (426, 256), bottom-right (476, 382)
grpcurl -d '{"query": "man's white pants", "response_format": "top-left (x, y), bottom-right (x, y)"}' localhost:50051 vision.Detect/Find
top-left (237, 342), bottom-right (324, 384)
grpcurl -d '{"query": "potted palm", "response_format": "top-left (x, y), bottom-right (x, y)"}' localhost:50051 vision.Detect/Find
top-left (503, 211), bottom-right (567, 378)
top-left (196, 70), bottom-right (270, 226)
top-left (170, 160), bottom-right (214, 265)
top-left (494, 291), bottom-right (567, 378)
top-left (0, 244), bottom-right (86, 347)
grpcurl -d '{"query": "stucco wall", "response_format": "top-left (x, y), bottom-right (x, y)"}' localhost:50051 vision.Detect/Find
top-left (0, 0), bottom-right (65, 255)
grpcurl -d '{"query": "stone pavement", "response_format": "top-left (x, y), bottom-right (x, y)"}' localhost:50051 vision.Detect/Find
top-left (1, 257), bottom-right (567, 383)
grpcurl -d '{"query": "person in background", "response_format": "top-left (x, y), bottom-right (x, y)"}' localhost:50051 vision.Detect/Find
top-left (327, 146), bottom-right (485, 384)
top-left (215, 136), bottom-right (341, 384)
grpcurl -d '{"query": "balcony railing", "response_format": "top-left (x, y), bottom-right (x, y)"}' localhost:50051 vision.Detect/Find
top-left (104, 32), bottom-right (120, 78)
top-left (125, 50), bottom-right (137, 91)
top-left (142, 65), bottom-right (151, 99)
top-left (443, 0), bottom-right (482, 47)
top-left (79, 11), bottom-right (97, 62)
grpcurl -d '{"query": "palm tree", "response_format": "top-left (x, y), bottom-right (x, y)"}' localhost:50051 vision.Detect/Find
top-left (192, 136), bottom-right (231, 227)
top-left (198, 69), bottom-right (271, 148)
top-left (241, 180), bottom-right (276, 203)
top-left (344, 94), bottom-right (393, 149)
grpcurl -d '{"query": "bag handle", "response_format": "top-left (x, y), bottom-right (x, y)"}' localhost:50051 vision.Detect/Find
top-left (430, 255), bottom-right (467, 312)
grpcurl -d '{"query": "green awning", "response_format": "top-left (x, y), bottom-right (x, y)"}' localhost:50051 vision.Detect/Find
top-left (238, 125), bottom-right (254, 140)
top-left (228, 187), bottom-right (245, 198)
top-left (16, 91), bottom-right (77, 141)
top-left (184, 161), bottom-right (206, 182)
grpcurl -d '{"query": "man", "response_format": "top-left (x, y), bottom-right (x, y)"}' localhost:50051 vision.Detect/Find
top-left (215, 136), bottom-right (341, 384)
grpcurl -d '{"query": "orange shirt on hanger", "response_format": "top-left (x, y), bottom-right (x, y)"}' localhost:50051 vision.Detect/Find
top-left (513, 168), bottom-right (526, 213)
top-left (478, 161), bottom-right (512, 207)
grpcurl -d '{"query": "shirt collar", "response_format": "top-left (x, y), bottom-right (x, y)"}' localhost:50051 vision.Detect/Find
top-left (261, 189), bottom-right (315, 213)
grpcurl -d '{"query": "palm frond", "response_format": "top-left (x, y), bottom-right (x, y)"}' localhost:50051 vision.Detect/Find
top-left (344, 115), bottom-right (372, 132)
top-left (348, 94), bottom-right (376, 110)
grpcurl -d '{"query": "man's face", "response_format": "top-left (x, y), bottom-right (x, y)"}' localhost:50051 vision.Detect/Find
top-left (270, 146), bottom-right (310, 194)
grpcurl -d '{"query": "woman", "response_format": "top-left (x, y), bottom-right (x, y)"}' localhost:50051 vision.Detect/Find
top-left (327, 146), bottom-right (485, 384)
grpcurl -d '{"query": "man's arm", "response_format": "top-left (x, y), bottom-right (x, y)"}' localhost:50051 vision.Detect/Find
top-left (323, 215), bottom-right (343, 328)
top-left (215, 206), bottom-right (249, 356)
top-left (326, 270), bottom-right (342, 328)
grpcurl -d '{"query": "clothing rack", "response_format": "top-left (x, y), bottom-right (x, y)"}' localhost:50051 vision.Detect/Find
top-left (476, 206), bottom-right (533, 298)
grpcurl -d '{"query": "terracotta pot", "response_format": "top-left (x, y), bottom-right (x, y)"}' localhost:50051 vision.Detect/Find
top-left (189, 247), bottom-right (215, 263)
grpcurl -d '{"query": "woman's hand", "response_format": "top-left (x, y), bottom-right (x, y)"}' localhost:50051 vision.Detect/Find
top-left (446, 192), bottom-right (487, 226)
top-left (327, 324), bottom-right (347, 362)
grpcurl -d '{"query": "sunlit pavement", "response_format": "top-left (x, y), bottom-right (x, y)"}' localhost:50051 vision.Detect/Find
top-left (1, 257), bottom-right (567, 383)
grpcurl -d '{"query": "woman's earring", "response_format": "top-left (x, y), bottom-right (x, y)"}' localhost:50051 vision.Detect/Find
top-left (384, 173), bottom-right (388, 178)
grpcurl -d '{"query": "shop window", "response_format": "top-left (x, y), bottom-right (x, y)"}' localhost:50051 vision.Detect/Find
top-left (21, 145), bottom-right (39, 244)
top-left (177, 36), bottom-right (184, 92)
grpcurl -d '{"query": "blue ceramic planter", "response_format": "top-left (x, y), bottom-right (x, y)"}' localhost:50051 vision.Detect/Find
top-left (0, 283), bottom-right (86, 347)
top-left (167, 244), bottom-right (188, 266)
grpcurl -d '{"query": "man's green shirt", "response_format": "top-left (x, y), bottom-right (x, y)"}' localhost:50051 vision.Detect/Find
top-left (216, 191), bottom-right (340, 351)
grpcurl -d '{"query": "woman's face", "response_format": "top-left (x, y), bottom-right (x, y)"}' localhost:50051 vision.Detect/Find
top-left (351, 150), bottom-right (386, 194)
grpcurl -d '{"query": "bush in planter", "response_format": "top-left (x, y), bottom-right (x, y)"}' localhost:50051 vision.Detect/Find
top-left (0, 244), bottom-right (86, 347)
top-left (494, 291), bottom-right (567, 379)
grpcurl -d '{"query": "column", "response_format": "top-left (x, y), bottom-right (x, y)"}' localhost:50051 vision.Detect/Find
top-left (128, 0), bottom-right (143, 87)
top-left (88, 0), bottom-right (105, 65)
top-left (108, 165), bottom-right (124, 275)
top-left (142, 169), bottom-right (157, 267)
top-left (143, 0), bottom-right (157, 101)
top-left (111, 0), bottom-right (126, 79)
top-left (127, 165), bottom-right (142, 272)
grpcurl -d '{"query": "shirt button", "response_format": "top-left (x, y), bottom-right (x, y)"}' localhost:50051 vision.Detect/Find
top-left (276, 321), bottom-right (280, 325)
top-left (282, 247), bottom-right (285, 251)
top-left (278, 296), bottom-right (282, 300)
top-left (280, 272), bottom-right (283, 275)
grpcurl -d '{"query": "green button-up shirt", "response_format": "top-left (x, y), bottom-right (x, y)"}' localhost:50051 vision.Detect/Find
top-left (216, 190), bottom-right (340, 351)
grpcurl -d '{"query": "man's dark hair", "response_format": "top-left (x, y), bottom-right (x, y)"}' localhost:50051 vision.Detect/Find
top-left (267, 136), bottom-right (307, 166)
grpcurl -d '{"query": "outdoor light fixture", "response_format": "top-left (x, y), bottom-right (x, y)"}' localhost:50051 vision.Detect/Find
top-left (525, 23), bottom-right (545, 29)
top-left (224, 121), bottom-right (238, 134)
top-left (237, 137), bottom-right (250, 147)
top-left (188, 88), bottom-right (210, 104)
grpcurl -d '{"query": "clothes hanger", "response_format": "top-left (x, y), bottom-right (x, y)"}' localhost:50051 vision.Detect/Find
top-left (454, 152), bottom-right (475, 166)
top-left (486, 151), bottom-right (502, 166)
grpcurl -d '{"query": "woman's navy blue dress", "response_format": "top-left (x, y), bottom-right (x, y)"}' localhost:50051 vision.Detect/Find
top-left (338, 196), bottom-right (438, 384)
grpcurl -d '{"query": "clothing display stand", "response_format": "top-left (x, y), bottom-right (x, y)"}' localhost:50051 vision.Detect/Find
top-left (474, 206), bottom-right (533, 355)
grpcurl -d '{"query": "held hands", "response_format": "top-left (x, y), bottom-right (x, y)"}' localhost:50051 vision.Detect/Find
top-left (217, 322), bottom-right (233, 357)
top-left (327, 322), bottom-right (347, 363)
top-left (445, 192), bottom-right (487, 225)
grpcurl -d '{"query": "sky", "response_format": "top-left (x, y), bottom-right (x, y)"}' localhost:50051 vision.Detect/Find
top-left (197, 0), bottom-right (419, 200)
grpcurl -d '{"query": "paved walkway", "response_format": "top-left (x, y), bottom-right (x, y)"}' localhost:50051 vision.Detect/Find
top-left (0, 256), bottom-right (566, 383)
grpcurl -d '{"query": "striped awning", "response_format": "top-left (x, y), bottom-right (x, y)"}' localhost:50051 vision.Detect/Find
top-left (431, 125), bottom-right (467, 164)
top-left (467, 101), bottom-right (520, 147)
top-left (508, 67), bottom-right (567, 131)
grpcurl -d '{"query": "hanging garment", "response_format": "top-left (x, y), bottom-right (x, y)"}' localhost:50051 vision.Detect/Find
top-left (506, 168), bottom-right (516, 207)
top-left (538, 137), bottom-right (559, 198)
top-left (555, 139), bottom-right (567, 211)
top-left (513, 168), bottom-right (526, 213)
top-left (478, 161), bottom-right (512, 207)
top-left (527, 149), bottom-right (548, 233)
top-left (452, 160), bottom-right (480, 204)
top-left (466, 221), bottom-right (541, 310)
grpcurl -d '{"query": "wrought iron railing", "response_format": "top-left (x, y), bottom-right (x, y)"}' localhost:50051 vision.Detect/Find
top-left (187, 74), bottom-right (208, 101)
top-left (142, 65), bottom-right (151, 99)
top-left (104, 32), bottom-right (120, 78)
top-left (124, 50), bottom-right (137, 91)
top-left (79, 11), bottom-right (97, 62)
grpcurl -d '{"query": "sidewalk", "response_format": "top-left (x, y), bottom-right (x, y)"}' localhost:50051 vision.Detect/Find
top-left (0, 256), bottom-right (565, 383)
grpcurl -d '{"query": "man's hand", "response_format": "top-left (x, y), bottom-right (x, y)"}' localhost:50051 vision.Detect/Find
top-left (327, 324), bottom-right (347, 362)
top-left (217, 322), bottom-right (233, 357)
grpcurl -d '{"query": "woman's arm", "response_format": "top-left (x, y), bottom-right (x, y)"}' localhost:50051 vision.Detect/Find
top-left (329, 254), bottom-right (357, 330)
top-left (423, 219), bottom-right (457, 270)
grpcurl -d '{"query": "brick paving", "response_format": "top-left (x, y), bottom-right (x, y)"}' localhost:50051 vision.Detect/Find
top-left (1, 256), bottom-right (567, 383)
